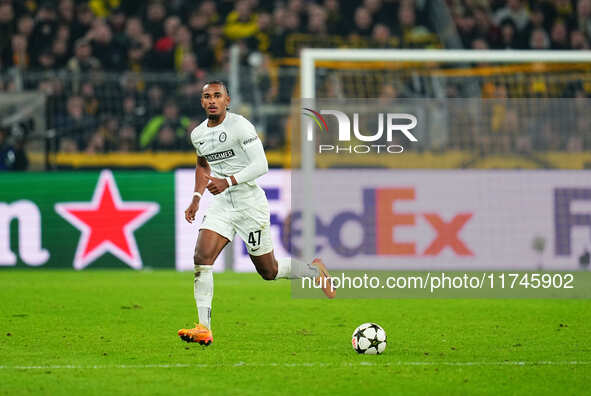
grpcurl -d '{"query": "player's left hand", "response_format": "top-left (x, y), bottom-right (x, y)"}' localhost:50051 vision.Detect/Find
top-left (205, 175), bottom-right (229, 195)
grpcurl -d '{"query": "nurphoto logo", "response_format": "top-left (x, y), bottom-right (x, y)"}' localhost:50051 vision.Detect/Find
top-left (302, 108), bottom-right (418, 154)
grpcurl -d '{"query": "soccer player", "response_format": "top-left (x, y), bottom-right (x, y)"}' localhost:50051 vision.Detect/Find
top-left (178, 81), bottom-right (335, 345)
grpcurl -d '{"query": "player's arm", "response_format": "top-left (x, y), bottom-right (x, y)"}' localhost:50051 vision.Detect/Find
top-left (230, 134), bottom-right (268, 183)
top-left (185, 155), bottom-right (210, 224)
top-left (205, 120), bottom-right (268, 194)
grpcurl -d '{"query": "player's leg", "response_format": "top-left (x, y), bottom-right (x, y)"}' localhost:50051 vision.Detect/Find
top-left (193, 229), bottom-right (229, 328)
top-left (236, 195), bottom-right (335, 297)
top-left (178, 229), bottom-right (228, 344)
top-left (249, 250), bottom-right (336, 298)
top-left (179, 204), bottom-right (234, 344)
top-left (239, 207), bottom-right (336, 297)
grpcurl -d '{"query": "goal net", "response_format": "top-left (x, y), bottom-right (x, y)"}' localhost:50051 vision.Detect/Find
top-left (291, 49), bottom-right (591, 278)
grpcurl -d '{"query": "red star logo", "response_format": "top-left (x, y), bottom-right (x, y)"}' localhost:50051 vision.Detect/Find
top-left (55, 170), bottom-right (159, 270)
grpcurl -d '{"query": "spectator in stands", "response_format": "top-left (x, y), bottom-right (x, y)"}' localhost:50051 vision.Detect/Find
top-left (188, 9), bottom-right (209, 49)
top-left (497, 19), bottom-right (521, 49)
top-left (571, 29), bottom-right (591, 48)
top-left (287, 0), bottom-right (305, 17)
top-left (127, 39), bottom-right (147, 72)
top-left (177, 52), bottom-right (206, 92)
top-left (56, 24), bottom-right (71, 45)
top-left (488, 84), bottom-right (521, 153)
top-left (199, 0), bottom-right (220, 25)
top-left (144, 1), bottom-right (166, 41)
top-left (187, 9), bottom-right (216, 68)
top-left (72, 3), bottom-right (94, 41)
top-left (523, 6), bottom-right (548, 42)
top-left (85, 130), bottom-right (106, 153)
top-left (2, 34), bottom-right (29, 69)
top-left (363, 0), bottom-right (382, 17)
top-left (396, 3), bottom-right (433, 47)
top-left (0, 2), bottom-right (15, 64)
top-left (248, 12), bottom-right (273, 52)
top-left (87, 115), bottom-right (119, 153)
top-left (89, 21), bottom-right (126, 70)
top-left (224, 0), bottom-right (258, 42)
top-left (472, 37), bottom-right (490, 50)
top-left (177, 53), bottom-right (207, 116)
top-left (0, 127), bottom-right (28, 171)
top-left (147, 84), bottom-right (164, 114)
top-left (17, 15), bottom-right (34, 39)
top-left (351, 7), bottom-right (373, 38)
top-left (363, 0), bottom-right (397, 28)
top-left (371, 24), bottom-right (399, 48)
top-left (324, 0), bottom-right (345, 34)
top-left (30, 3), bottom-right (58, 62)
top-left (457, 10), bottom-right (479, 48)
top-left (121, 95), bottom-right (147, 132)
top-left (56, 95), bottom-right (98, 151)
top-left (571, 0), bottom-right (591, 39)
top-left (551, 20), bottom-right (570, 49)
top-left (124, 17), bottom-right (152, 71)
top-left (118, 123), bottom-right (138, 152)
top-left (306, 5), bottom-right (328, 36)
top-left (530, 28), bottom-right (551, 49)
top-left (81, 82), bottom-right (100, 116)
top-left (207, 24), bottom-right (227, 68)
top-left (109, 7), bottom-right (127, 35)
top-left (555, 0), bottom-right (575, 20)
top-left (140, 99), bottom-right (191, 150)
top-left (173, 25), bottom-right (193, 72)
top-left (34, 49), bottom-right (56, 71)
top-left (269, 8), bottom-right (299, 57)
top-left (473, 6), bottom-right (501, 48)
top-left (493, 0), bottom-right (530, 33)
top-left (51, 38), bottom-right (69, 69)
top-left (58, 0), bottom-right (75, 25)
top-left (125, 16), bottom-right (145, 44)
top-left (67, 38), bottom-right (100, 72)
top-left (153, 15), bottom-right (180, 70)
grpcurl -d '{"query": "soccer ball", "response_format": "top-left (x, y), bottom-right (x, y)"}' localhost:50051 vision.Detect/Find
top-left (352, 323), bottom-right (387, 354)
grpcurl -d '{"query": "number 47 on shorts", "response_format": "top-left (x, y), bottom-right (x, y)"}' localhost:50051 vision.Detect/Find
top-left (248, 230), bottom-right (261, 247)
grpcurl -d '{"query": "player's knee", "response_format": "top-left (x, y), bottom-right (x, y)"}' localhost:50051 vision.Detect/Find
top-left (194, 251), bottom-right (215, 266)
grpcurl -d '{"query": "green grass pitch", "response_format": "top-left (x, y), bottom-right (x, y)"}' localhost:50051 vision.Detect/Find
top-left (1, 270), bottom-right (590, 395)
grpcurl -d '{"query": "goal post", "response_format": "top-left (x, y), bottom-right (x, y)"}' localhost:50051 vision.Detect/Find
top-left (301, 49), bottom-right (591, 99)
top-left (298, 49), bottom-right (591, 265)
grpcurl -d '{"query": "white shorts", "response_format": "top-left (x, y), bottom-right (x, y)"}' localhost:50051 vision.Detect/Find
top-left (200, 197), bottom-right (273, 256)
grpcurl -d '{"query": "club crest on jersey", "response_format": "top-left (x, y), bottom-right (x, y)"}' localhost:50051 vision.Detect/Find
top-left (204, 149), bottom-right (235, 162)
top-left (219, 132), bottom-right (227, 142)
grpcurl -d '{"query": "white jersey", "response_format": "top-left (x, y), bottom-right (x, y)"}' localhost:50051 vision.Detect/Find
top-left (190, 112), bottom-right (267, 209)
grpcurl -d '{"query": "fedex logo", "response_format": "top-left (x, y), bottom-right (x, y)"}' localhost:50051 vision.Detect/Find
top-left (554, 188), bottom-right (591, 256)
top-left (276, 188), bottom-right (474, 258)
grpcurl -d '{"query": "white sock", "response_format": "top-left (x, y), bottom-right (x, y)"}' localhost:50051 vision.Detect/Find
top-left (275, 257), bottom-right (292, 279)
top-left (194, 265), bottom-right (213, 329)
top-left (275, 257), bottom-right (319, 279)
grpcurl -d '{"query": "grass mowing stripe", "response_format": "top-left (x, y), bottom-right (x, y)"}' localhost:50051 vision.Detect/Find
top-left (2, 361), bottom-right (590, 370)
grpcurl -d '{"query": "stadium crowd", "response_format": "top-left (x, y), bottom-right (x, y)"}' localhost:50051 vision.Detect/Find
top-left (0, 0), bottom-right (590, 156)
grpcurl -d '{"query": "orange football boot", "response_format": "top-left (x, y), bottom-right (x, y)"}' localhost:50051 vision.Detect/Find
top-left (311, 258), bottom-right (336, 299)
top-left (178, 324), bottom-right (213, 345)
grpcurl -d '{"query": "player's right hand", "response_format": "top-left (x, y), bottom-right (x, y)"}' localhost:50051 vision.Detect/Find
top-left (185, 200), bottom-right (199, 224)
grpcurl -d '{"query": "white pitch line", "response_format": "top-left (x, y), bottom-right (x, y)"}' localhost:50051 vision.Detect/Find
top-left (0, 361), bottom-right (589, 370)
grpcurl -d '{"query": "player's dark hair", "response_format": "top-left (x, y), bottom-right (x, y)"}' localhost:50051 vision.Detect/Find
top-left (202, 80), bottom-right (229, 96)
